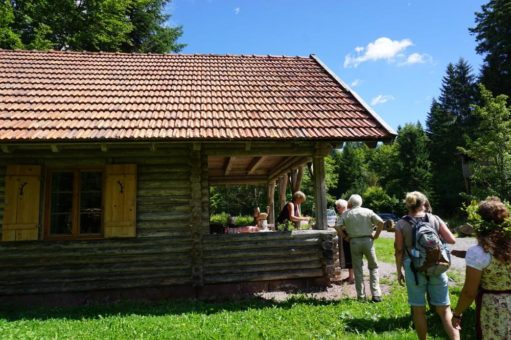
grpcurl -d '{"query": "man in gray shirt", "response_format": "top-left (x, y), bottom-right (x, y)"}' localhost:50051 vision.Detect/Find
top-left (337, 194), bottom-right (384, 302)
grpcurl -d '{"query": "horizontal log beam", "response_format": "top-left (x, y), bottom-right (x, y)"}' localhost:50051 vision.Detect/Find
top-left (209, 176), bottom-right (268, 185)
top-left (204, 147), bottom-right (315, 157)
top-left (204, 268), bottom-right (324, 284)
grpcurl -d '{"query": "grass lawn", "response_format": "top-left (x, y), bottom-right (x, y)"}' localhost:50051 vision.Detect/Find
top-left (0, 284), bottom-right (476, 340)
top-left (374, 237), bottom-right (396, 263)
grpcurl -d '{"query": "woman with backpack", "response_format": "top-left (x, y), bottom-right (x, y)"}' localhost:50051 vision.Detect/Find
top-left (451, 197), bottom-right (511, 339)
top-left (394, 191), bottom-right (459, 340)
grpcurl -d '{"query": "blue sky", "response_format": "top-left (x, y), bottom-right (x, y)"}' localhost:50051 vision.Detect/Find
top-left (168, 0), bottom-right (485, 130)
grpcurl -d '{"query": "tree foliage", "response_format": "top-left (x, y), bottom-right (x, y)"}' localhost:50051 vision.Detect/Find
top-left (426, 59), bottom-right (478, 215)
top-left (470, 0), bottom-right (511, 98)
top-left (393, 123), bottom-right (433, 199)
top-left (331, 143), bottom-right (370, 199)
top-left (0, 0), bottom-right (22, 49)
top-left (0, 0), bottom-right (184, 52)
top-left (459, 85), bottom-right (511, 200)
top-left (362, 186), bottom-right (400, 214)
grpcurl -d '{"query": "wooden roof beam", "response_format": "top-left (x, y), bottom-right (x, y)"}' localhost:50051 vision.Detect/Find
top-left (224, 156), bottom-right (235, 176)
top-left (209, 175), bottom-right (267, 185)
top-left (247, 156), bottom-right (266, 175)
top-left (268, 157), bottom-right (298, 180)
top-left (269, 156), bottom-right (311, 181)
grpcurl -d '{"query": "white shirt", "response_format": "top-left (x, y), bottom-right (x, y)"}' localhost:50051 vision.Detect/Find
top-left (465, 244), bottom-right (492, 271)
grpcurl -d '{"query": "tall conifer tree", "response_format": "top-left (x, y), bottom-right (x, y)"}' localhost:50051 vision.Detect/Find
top-left (426, 59), bottom-right (477, 215)
top-left (470, 0), bottom-right (511, 98)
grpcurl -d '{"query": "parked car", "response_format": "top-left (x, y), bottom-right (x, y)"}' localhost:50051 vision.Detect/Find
top-left (327, 208), bottom-right (337, 227)
top-left (377, 212), bottom-right (399, 232)
top-left (377, 212), bottom-right (399, 222)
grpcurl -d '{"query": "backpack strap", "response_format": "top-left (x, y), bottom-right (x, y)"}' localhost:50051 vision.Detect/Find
top-left (402, 215), bottom-right (420, 286)
top-left (403, 215), bottom-right (418, 250)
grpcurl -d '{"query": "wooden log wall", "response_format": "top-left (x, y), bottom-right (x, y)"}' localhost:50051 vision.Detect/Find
top-left (0, 165), bottom-right (5, 241)
top-left (202, 229), bottom-right (338, 284)
top-left (0, 142), bottom-right (337, 297)
top-left (0, 236), bottom-right (193, 294)
top-left (0, 145), bottom-right (197, 295)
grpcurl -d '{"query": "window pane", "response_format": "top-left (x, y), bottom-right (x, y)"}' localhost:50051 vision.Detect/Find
top-left (50, 172), bottom-right (74, 235)
top-left (80, 172), bottom-right (102, 234)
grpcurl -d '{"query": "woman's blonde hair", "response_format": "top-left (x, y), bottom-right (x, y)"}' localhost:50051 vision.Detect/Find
top-left (405, 191), bottom-right (428, 212)
top-left (292, 191), bottom-right (306, 201)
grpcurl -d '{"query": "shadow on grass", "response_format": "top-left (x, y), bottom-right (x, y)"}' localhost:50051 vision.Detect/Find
top-left (342, 307), bottom-right (477, 339)
top-left (0, 295), bottom-right (340, 321)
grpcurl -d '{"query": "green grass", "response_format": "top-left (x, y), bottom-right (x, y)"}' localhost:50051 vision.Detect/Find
top-left (375, 237), bottom-right (396, 263)
top-left (0, 284), bottom-right (476, 339)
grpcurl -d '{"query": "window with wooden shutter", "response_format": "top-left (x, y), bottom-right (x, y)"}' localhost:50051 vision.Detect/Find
top-left (2, 165), bottom-right (41, 241)
top-left (104, 164), bottom-right (137, 238)
top-left (44, 169), bottom-right (103, 240)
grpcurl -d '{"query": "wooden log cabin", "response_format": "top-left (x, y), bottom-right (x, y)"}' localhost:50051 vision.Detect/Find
top-left (0, 50), bottom-right (395, 305)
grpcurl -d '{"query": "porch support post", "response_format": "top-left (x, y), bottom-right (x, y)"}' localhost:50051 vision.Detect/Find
top-left (292, 166), bottom-right (304, 192)
top-left (278, 175), bottom-right (288, 210)
top-left (313, 154), bottom-right (327, 230)
top-left (267, 180), bottom-right (276, 226)
top-left (190, 145), bottom-right (204, 287)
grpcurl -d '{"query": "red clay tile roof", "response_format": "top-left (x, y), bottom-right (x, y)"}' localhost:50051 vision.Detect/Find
top-left (0, 49), bottom-right (395, 142)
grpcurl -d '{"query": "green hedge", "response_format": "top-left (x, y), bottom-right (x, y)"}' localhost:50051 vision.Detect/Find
top-left (210, 213), bottom-right (254, 226)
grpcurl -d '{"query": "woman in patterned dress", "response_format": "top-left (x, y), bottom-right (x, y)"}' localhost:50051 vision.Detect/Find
top-left (451, 197), bottom-right (511, 339)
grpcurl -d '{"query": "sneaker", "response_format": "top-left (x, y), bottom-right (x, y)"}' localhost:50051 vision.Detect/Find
top-left (371, 296), bottom-right (382, 303)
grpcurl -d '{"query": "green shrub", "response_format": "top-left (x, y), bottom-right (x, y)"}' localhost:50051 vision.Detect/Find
top-left (363, 186), bottom-right (400, 213)
top-left (210, 212), bottom-right (229, 225)
top-left (209, 213), bottom-right (254, 226)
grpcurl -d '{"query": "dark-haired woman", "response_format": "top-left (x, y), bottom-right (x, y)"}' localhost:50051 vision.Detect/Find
top-left (451, 197), bottom-right (511, 340)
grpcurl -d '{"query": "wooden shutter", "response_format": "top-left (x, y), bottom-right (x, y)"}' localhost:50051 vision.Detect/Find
top-left (104, 164), bottom-right (137, 238)
top-left (2, 165), bottom-right (41, 241)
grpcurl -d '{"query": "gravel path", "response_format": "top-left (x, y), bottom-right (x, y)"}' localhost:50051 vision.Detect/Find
top-left (259, 231), bottom-right (476, 302)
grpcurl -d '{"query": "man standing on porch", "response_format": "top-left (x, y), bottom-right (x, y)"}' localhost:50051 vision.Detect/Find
top-left (337, 194), bottom-right (384, 302)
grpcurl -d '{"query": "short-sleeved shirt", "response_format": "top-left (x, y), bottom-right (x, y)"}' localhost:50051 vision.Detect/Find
top-left (395, 213), bottom-right (443, 259)
top-left (465, 244), bottom-right (491, 271)
top-left (337, 207), bottom-right (383, 238)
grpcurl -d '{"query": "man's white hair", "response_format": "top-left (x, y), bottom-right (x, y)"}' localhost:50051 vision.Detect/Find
top-left (348, 194), bottom-right (363, 208)
top-left (335, 199), bottom-right (348, 209)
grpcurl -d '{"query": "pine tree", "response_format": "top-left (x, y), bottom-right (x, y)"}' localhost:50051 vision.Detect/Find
top-left (470, 0), bottom-right (511, 98)
top-left (426, 59), bottom-right (477, 215)
top-left (332, 143), bottom-right (369, 198)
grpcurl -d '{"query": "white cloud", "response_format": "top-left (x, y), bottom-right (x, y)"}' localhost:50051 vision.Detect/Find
top-left (350, 79), bottom-right (362, 88)
top-left (371, 94), bottom-right (395, 106)
top-left (344, 37), bottom-right (413, 68)
top-left (234, 7), bottom-right (240, 15)
top-left (400, 52), bottom-right (433, 65)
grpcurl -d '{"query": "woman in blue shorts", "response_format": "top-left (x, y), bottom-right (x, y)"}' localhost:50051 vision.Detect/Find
top-left (394, 191), bottom-right (459, 340)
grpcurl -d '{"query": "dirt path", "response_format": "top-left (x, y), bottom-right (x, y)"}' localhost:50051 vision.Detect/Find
top-left (259, 232), bottom-right (476, 302)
